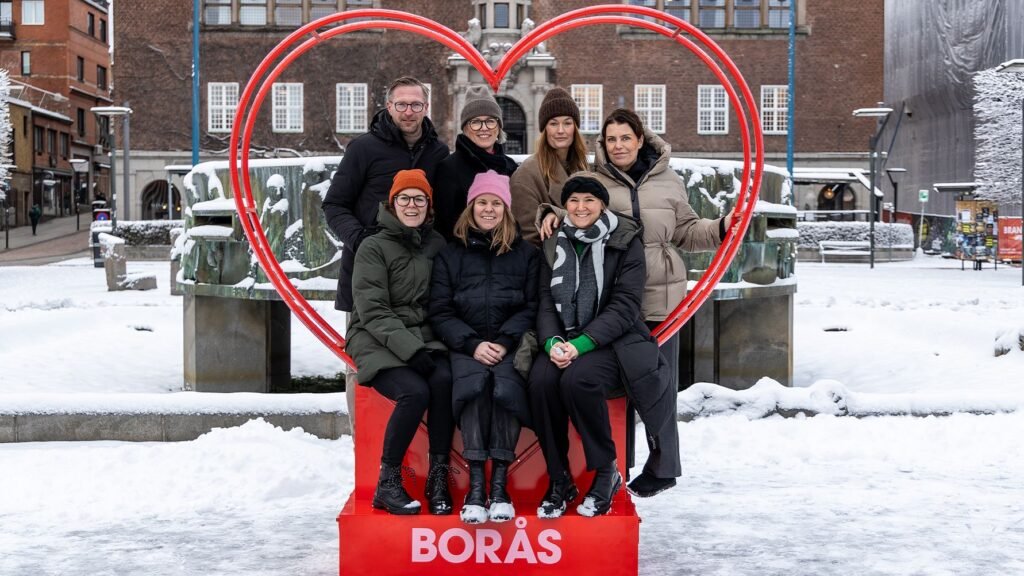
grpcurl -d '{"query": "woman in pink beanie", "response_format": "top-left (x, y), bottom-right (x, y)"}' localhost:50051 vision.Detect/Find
top-left (429, 170), bottom-right (540, 525)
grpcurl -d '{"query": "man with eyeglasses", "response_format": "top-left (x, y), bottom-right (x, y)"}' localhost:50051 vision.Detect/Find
top-left (434, 85), bottom-right (518, 240)
top-left (322, 76), bottom-right (449, 314)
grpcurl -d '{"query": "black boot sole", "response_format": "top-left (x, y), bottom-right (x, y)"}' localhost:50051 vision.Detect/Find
top-left (372, 497), bottom-right (422, 515)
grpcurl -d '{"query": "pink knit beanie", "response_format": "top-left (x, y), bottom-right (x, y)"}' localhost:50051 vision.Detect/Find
top-left (466, 170), bottom-right (512, 207)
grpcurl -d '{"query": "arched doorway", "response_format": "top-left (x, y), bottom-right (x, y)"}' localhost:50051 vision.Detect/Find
top-left (816, 183), bottom-right (857, 220)
top-left (496, 97), bottom-right (527, 155)
top-left (140, 180), bottom-right (182, 220)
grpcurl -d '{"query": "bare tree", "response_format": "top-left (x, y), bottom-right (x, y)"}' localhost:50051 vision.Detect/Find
top-left (0, 69), bottom-right (12, 201)
top-left (973, 67), bottom-right (1024, 205)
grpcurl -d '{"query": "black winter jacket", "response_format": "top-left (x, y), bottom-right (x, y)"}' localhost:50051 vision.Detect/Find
top-left (430, 228), bottom-right (539, 423)
top-left (538, 214), bottom-right (675, 442)
top-left (321, 109), bottom-right (449, 311)
top-left (433, 134), bottom-right (519, 240)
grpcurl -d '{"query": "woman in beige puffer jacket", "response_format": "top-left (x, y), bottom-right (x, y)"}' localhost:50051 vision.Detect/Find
top-left (591, 108), bottom-right (729, 322)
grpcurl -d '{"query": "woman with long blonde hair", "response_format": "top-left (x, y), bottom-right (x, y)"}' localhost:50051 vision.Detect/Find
top-left (510, 87), bottom-right (589, 245)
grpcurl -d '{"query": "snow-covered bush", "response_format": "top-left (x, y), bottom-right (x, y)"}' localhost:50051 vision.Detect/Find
top-left (797, 221), bottom-right (914, 248)
top-left (111, 220), bottom-right (185, 246)
top-left (974, 67), bottom-right (1024, 205)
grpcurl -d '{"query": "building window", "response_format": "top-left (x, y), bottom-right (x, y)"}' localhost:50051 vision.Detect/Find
top-left (494, 3), bottom-right (510, 27)
top-left (100, 18), bottom-right (107, 41)
top-left (77, 57), bottom-right (85, 82)
top-left (59, 133), bottom-right (69, 158)
top-left (22, 0), bottom-right (43, 25)
top-left (208, 82), bottom-right (239, 133)
top-left (77, 108), bottom-right (86, 137)
top-left (697, 85), bottom-right (728, 134)
top-left (203, 0), bottom-right (231, 25)
top-left (87, 12), bottom-right (95, 35)
top-left (571, 84), bottom-right (603, 134)
top-left (336, 83), bottom-right (368, 133)
top-left (20, 51), bottom-right (29, 76)
top-left (635, 85), bottom-right (666, 134)
top-left (272, 83), bottom-right (303, 133)
top-left (310, 0), bottom-right (336, 20)
top-left (97, 66), bottom-right (107, 90)
top-left (239, 0), bottom-right (267, 25)
top-left (275, 0), bottom-right (302, 26)
top-left (46, 129), bottom-right (56, 155)
top-left (630, 0), bottom-right (793, 30)
top-left (760, 85), bottom-right (788, 135)
top-left (33, 126), bottom-right (43, 153)
top-left (767, 0), bottom-right (791, 28)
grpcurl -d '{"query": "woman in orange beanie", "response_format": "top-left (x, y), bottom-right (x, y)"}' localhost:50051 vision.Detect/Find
top-left (345, 169), bottom-right (455, 516)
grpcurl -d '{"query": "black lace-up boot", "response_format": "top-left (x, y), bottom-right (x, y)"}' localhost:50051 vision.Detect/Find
top-left (424, 453), bottom-right (454, 515)
top-left (372, 463), bottom-right (421, 515)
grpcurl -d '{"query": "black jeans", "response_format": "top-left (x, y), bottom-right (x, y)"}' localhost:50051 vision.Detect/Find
top-left (529, 349), bottom-right (621, 476)
top-left (460, 373), bottom-right (521, 462)
top-left (370, 363), bottom-right (454, 466)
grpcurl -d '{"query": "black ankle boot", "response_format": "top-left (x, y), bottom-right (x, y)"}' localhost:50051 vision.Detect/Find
top-left (488, 460), bottom-right (514, 522)
top-left (537, 470), bottom-right (578, 519)
top-left (372, 463), bottom-right (421, 515)
top-left (424, 453), bottom-right (453, 515)
top-left (460, 460), bottom-right (488, 524)
top-left (576, 461), bottom-right (621, 518)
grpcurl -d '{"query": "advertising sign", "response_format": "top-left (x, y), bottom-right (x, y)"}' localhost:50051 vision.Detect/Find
top-left (954, 200), bottom-right (999, 261)
top-left (999, 217), bottom-right (1022, 261)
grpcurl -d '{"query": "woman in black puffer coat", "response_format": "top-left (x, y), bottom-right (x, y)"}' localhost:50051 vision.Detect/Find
top-left (430, 170), bottom-right (539, 525)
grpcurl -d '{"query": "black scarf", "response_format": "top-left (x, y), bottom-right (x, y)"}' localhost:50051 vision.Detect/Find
top-left (550, 211), bottom-right (619, 334)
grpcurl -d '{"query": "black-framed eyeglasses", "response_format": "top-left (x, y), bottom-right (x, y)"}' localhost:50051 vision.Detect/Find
top-left (394, 194), bottom-right (429, 207)
top-left (468, 117), bottom-right (499, 131)
top-left (391, 101), bottom-right (426, 113)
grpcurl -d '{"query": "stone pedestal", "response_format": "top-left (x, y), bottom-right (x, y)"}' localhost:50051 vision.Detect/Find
top-left (183, 293), bottom-right (291, 392)
top-left (679, 289), bottom-right (794, 390)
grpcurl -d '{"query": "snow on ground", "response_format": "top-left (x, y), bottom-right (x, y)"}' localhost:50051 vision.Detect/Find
top-left (1, 415), bottom-right (1023, 575)
top-left (794, 258), bottom-right (1024, 395)
top-left (0, 258), bottom-right (347, 394)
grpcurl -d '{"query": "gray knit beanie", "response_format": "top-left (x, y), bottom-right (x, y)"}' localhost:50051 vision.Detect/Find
top-left (460, 85), bottom-right (503, 129)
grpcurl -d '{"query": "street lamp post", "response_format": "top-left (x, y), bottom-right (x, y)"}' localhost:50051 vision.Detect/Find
top-left (995, 58), bottom-right (1024, 286)
top-left (91, 106), bottom-right (133, 230)
top-left (885, 167), bottom-right (906, 262)
top-left (853, 106), bottom-right (894, 269)
top-left (69, 158), bottom-right (88, 231)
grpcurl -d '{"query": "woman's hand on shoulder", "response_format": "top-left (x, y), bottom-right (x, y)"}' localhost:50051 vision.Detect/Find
top-left (539, 212), bottom-right (562, 241)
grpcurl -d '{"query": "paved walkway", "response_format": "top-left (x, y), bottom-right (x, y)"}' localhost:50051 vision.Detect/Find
top-left (0, 215), bottom-right (92, 266)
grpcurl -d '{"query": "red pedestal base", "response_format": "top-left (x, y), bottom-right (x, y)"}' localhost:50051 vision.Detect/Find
top-left (338, 384), bottom-right (640, 575)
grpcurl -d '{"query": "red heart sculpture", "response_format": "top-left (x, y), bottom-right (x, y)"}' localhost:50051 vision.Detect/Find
top-left (229, 5), bottom-right (764, 371)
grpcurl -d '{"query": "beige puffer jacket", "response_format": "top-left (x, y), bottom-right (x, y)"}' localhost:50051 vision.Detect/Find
top-left (593, 130), bottom-right (722, 322)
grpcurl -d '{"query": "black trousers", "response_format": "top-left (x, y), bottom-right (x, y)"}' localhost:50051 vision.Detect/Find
top-left (529, 349), bottom-right (621, 476)
top-left (370, 363), bottom-right (454, 466)
top-left (643, 321), bottom-right (682, 479)
top-left (460, 374), bottom-right (521, 463)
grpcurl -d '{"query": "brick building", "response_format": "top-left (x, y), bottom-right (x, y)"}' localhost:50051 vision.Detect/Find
top-left (0, 0), bottom-right (113, 221)
top-left (114, 0), bottom-right (883, 218)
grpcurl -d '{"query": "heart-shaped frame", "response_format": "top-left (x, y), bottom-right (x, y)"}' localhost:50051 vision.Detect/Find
top-left (229, 5), bottom-right (764, 371)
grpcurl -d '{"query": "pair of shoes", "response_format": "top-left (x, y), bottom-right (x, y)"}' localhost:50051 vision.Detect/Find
top-left (576, 461), bottom-right (621, 518)
top-left (372, 463), bottom-right (421, 515)
top-left (460, 460), bottom-right (488, 524)
top-left (487, 460), bottom-right (514, 523)
top-left (626, 470), bottom-right (677, 498)
top-left (424, 453), bottom-right (454, 515)
top-left (537, 471), bottom-right (579, 519)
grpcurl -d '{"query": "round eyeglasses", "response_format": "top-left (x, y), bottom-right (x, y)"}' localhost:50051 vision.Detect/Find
top-left (394, 194), bottom-right (429, 207)
top-left (468, 117), bottom-right (499, 131)
top-left (391, 101), bottom-right (426, 113)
